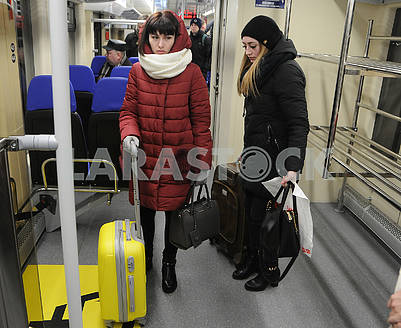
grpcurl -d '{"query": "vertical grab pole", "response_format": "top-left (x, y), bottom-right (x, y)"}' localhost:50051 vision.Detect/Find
top-left (337, 19), bottom-right (373, 211)
top-left (284, 0), bottom-right (293, 39)
top-left (323, 0), bottom-right (356, 179)
top-left (181, 0), bottom-right (185, 20)
top-left (48, 1), bottom-right (83, 328)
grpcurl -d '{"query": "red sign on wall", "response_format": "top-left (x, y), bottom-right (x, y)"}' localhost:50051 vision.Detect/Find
top-left (8, 0), bottom-right (14, 20)
top-left (177, 9), bottom-right (197, 19)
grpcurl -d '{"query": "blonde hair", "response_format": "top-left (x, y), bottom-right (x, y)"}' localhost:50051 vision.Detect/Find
top-left (237, 45), bottom-right (268, 97)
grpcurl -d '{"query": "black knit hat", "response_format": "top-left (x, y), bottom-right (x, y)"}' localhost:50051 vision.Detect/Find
top-left (241, 16), bottom-right (283, 50)
top-left (190, 17), bottom-right (202, 29)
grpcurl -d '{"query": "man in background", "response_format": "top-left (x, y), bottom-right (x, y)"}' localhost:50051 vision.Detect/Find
top-left (189, 17), bottom-right (212, 81)
top-left (125, 14), bottom-right (149, 58)
top-left (97, 39), bottom-right (132, 82)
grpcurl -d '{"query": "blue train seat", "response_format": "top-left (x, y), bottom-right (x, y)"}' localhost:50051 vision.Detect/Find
top-left (69, 65), bottom-right (96, 139)
top-left (25, 75), bottom-right (88, 186)
top-left (128, 57), bottom-right (139, 64)
top-left (88, 77), bottom-right (128, 187)
top-left (110, 66), bottom-right (132, 79)
top-left (90, 56), bottom-right (106, 78)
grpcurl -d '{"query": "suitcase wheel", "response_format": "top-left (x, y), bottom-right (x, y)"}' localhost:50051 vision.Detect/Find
top-left (137, 317), bottom-right (147, 326)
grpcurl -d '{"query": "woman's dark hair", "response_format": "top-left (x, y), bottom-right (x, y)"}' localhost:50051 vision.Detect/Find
top-left (138, 11), bottom-right (180, 55)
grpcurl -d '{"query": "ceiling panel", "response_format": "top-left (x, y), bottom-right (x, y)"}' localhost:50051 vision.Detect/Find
top-left (131, 0), bottom-right (153, 15)
top-left (86, 0), bottom-right (215, 18)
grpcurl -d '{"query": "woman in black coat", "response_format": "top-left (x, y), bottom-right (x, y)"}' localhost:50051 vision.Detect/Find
top-left (233, 16), bottom-right (309, 291)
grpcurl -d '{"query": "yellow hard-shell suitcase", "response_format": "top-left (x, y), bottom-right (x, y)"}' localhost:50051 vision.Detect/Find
top-left (98, 150), bottom-right (146, 324)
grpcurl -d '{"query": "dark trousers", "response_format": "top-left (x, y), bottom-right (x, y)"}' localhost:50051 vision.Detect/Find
top-left (243, 181), bottom-right (277, 266)
top-left (140, 206), bottom-right (178, 262)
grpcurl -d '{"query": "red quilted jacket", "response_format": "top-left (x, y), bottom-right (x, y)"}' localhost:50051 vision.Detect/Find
top-left (119, 14), bottom-right (212, 211)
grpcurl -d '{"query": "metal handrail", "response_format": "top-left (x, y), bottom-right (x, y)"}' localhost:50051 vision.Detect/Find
top-left (346, 57), bottom-right (401, 76)
top-left (342, 127), bottom-right (401, 162)
top-left (369, 36), bottom-right (401, 41)
top-left (41, 158), bottom-right (120, 193)
top-left (334, 128), bottom-right (401, 172)
top-left (308, 135), bottom-right (401, 211)
top-left (284, 0), bottom-right (293, 39)
top-left (297, 52), bottom-right (340, 64)
top-left (323, 0), bottom-right (356, 179)
top-left (357, 103), bottom-right (401, 123)
top-left (311, 126), bottom-right (401, 169)
top-left (91, 18), bottom-right (146, 25)
top-left (310, 130), bottom-right (401, 195)
top-left (333, 156), bottom-right (401, 212)
top-left (297, 52), bottom-right (401, 78)
top-left (352, 19), bottom-right (373, 129)
top-left (315, 127), bottom-right (401, 182)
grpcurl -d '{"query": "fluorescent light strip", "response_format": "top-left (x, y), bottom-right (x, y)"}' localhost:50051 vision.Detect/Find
top-left (204, 8), bottom-right (215, 16)
top-left (146, 0), bottom-right (153, 11)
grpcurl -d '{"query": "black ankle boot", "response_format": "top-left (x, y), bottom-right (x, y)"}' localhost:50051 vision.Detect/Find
top-left (232, 253), bottom-right (258, 280)
top-left (244, 267), bottom-right (280, 291)
top-left (162, 259), bottom-right (177, 293)
top-left (146, 256), bottom-right (153, 272)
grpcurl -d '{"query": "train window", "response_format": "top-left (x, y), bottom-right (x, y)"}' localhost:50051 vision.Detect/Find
top-left (67, 1), bottom-right (76, 33)
top-left (372, 8), bottom-right (401, 156)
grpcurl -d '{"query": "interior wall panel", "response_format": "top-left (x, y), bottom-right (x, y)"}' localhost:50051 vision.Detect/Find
top-left (0, 2), bottom-right (30, 209)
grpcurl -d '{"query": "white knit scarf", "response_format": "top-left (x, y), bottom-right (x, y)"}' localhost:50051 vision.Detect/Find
top-left (139, 48), bottom-right (192, 79)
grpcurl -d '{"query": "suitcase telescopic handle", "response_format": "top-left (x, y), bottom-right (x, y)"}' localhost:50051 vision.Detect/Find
top-left (131, 152), bottom-right (142, 240)
top-left (125, 218), bottom-right (132, 241)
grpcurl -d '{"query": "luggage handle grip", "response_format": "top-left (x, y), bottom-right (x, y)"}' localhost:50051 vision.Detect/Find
top-left (129, 220), bottom-right (139, 240)
top-left (125, 218), bottom-right (132, 241)
top-left (131, 153), bottom-right (142, 240)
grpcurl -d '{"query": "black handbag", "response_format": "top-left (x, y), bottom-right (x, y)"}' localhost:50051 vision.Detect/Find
top-left (169, 183), bottom-right (220, 250)
top-left (259, 182), bottom-right (300, 281)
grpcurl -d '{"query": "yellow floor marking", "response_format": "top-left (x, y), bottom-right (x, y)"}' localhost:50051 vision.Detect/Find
top-left (37, 265), bottom-right (99, 320)
top-left (82, 299), bottom-right (104, 327)
top-left (23, 265), bottom-right (141, 328)
top-left (23, 264), bottom-right (43, 323)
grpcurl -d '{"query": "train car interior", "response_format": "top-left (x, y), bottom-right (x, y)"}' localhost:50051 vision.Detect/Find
top-left (1, 0), bottom-right (401, 327)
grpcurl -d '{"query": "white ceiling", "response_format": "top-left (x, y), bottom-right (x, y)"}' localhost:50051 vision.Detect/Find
top-left (84, 0), bottom-right (214, 18)
top-left (130, 0), bottom-right (154, 15)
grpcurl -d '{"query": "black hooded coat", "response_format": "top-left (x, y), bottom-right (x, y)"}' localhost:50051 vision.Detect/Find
top-left (242, 36), bottom-right (309, 182)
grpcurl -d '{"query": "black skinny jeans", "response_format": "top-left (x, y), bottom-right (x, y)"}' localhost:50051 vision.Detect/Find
top-left (140, 206), bottom-right (178, 263)
top-left (243, 181), bottom-right (278, 266)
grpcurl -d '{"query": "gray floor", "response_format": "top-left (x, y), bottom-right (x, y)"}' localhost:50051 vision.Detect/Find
top-left (34, 191), bottom-right (400, 328)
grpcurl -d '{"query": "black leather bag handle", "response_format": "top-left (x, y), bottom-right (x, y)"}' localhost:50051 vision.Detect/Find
top-left (195, 183), bottom-right (211, 201)
top-left (271, 183), bottom-right (292, 212)
top-left (278, 181), bottom-right (299, 282)
top-left (186, 183), bottom-right (212, 231)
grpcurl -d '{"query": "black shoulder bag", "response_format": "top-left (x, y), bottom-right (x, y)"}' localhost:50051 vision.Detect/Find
top-left (169, 183), bottom-right (220, 250)
top-left (259, 182), bottom-right (300, 281)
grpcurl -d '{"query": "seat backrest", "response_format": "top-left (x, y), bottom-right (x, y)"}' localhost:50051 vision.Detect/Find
top-left (25, 75), bottom-right (87, 186)
top-left (69, 65), bottom-right (95, 140)
top-left (91, 77), bottom-right (128, 112)
top-left (90, 56), bottom-right (106, 77)
top-left (27, 75), bottom-right (77, 112)
top-left (69, 65), bottom-right (96, 93)
top-left (110, 66), bottom-right (132, 79)
top-left (128, 57), bottom-right (139, 64)
top-left (88, 77), bottom-right (128, 187)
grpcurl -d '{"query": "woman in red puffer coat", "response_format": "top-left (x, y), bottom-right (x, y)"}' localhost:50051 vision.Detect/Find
top-left (119, 11), bottom-right (212, 294)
